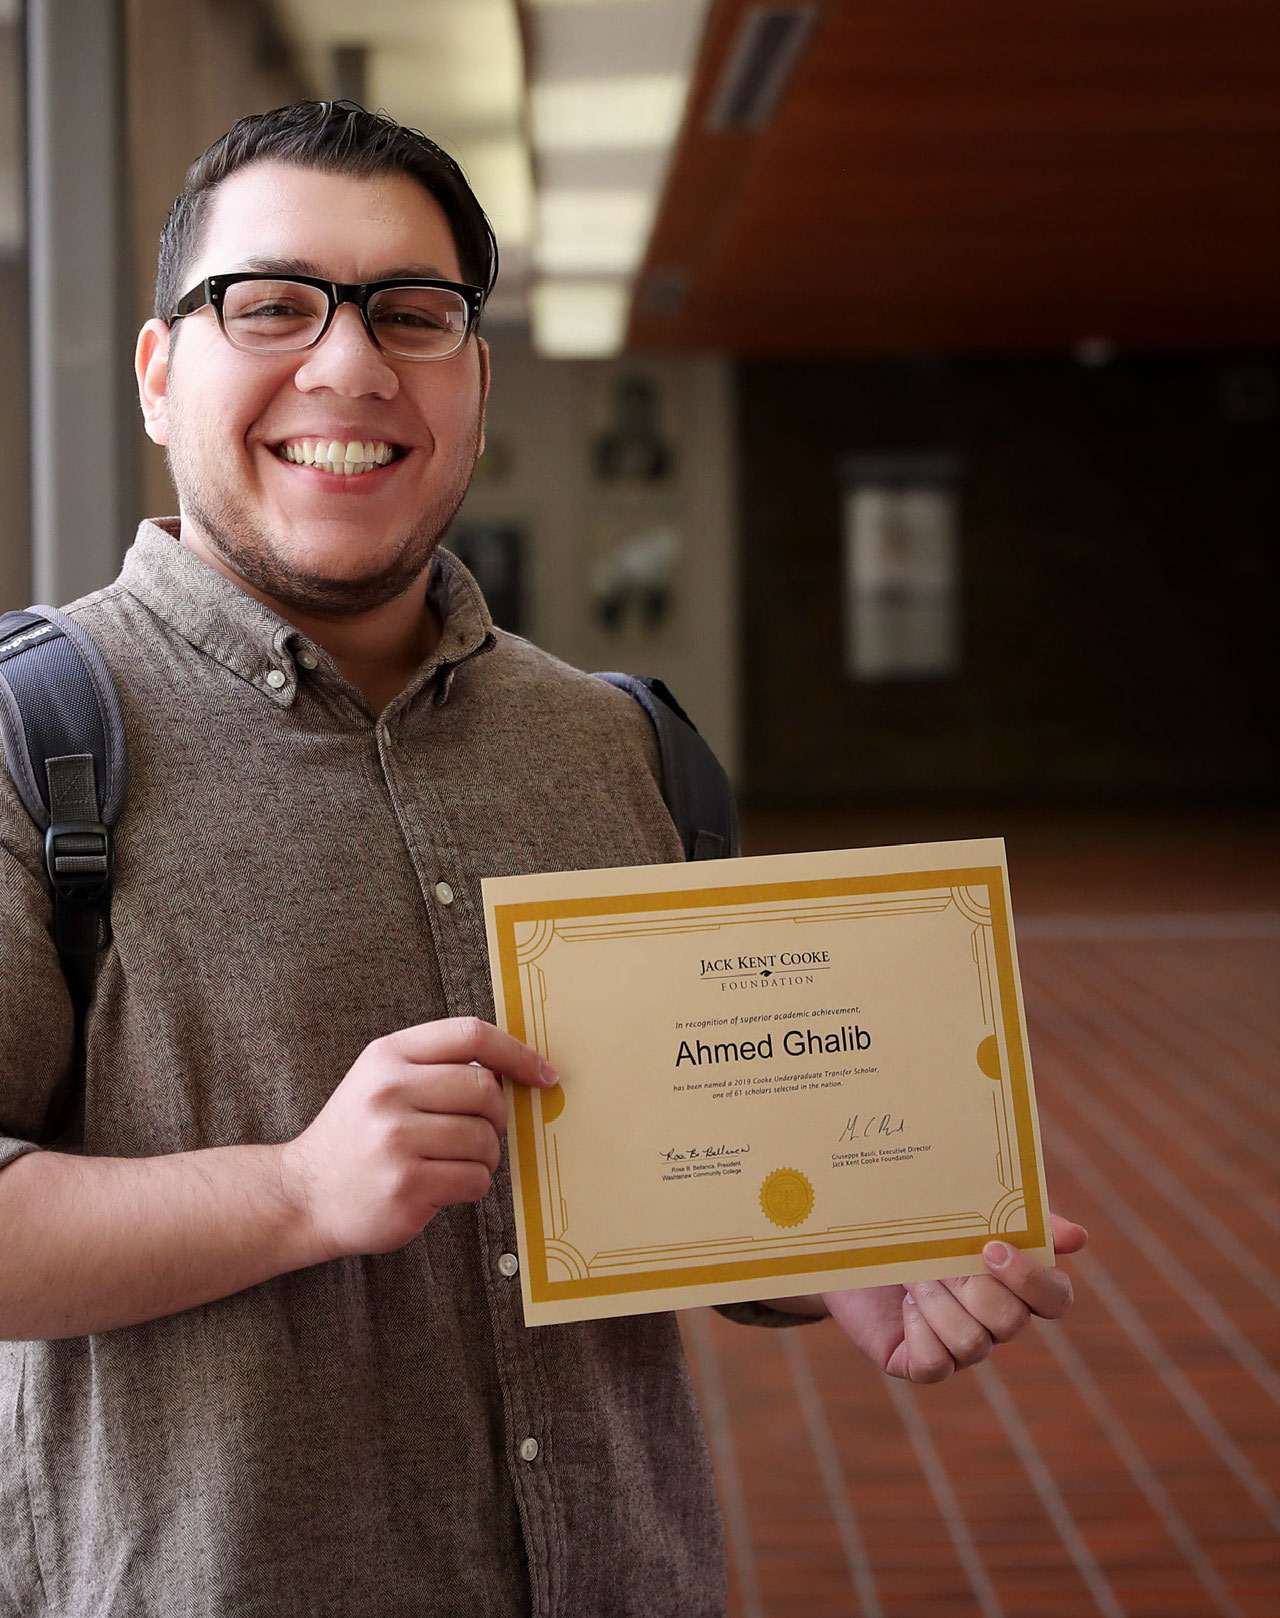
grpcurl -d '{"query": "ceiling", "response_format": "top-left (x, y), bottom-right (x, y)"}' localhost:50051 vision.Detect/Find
top-left (274, 0), bottom-right (534, 321)
top-left (241, 0), bottom-right (1280, 356)
top-left (519, 0), bottom-right (711, 354)
top-left (273, 0), bottom-right (711, 351)
top-left (629, 0), bottom-right (1280, 355)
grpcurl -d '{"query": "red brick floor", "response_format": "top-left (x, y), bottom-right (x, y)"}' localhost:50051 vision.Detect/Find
top-left (678, 808), bottom-right (1280, 1618)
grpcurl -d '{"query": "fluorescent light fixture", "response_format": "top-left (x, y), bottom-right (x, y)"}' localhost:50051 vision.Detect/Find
top-left (536, 189), bottom-right (656, 275)
top-left (531, 279), bottom-right (629, 357)
top-left (462, 136), bottom-right (535, 248)
top-left (530, 75), bottom-right (688, 150)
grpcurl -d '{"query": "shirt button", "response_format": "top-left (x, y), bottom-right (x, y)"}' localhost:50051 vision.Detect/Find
top-left (518, 1437), bottom-right (540, 1463)
top-left (265, 669), bottom-right (286, 690)
top-left (434, 881), bottom-right (455, 906)
top-left (497, 1252), bottom-right (519, 1278)
top-left (296, 649), bottom-right (319, 671)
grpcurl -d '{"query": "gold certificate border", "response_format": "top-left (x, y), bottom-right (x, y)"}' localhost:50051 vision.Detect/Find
top-left (493, 865), bottom-right (1045, 1304)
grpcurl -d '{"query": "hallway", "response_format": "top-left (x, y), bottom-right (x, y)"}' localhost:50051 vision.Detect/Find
top-left (683, 811), bottom-right (1280, 1618)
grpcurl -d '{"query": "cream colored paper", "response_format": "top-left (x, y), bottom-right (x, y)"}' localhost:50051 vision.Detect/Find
top-left (482, 839), bottom-right (1052, 1327)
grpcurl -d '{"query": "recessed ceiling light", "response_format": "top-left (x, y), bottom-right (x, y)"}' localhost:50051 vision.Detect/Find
top-left (530, 75), bottom-right (688, 150)
top-left (1074, 337), bottom-right (1117, 367)
top-left (531, 279), bottom-right (630, 357)
top-left (462, 137), bottom-right (535, 247)
top-left (536, 189), bottom-right (656, 275)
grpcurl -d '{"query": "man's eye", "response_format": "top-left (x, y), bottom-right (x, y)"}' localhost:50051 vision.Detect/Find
top-left (237, 302), bottom-right (309, 320)
top-left (375, 307), bottom-right (447, 330)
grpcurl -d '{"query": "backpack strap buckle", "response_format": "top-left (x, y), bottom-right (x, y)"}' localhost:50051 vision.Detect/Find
top-left (45, 821), bottom-right (114, 905)
top-left (0, 609), bottom-right (127, 1015)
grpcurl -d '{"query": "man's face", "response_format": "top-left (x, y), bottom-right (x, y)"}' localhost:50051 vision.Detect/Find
top-left (135, 161), bottom-right (489, 617)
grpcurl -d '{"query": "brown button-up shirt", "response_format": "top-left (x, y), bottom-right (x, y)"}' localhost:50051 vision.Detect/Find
top-left (0, 520), bottom-right (730, 1617)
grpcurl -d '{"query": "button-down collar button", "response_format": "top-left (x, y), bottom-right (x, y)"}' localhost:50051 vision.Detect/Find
top-left (518, 1437), bottom-right (540, 1462)
top-left (497, 1252), bottom-right (519, 1278)
top-left (434, 880), bottom-right (455, 906)
top-left (265, 668), bottom-right (287, 690)
top-left (296, 649), bottom-right (319, 671)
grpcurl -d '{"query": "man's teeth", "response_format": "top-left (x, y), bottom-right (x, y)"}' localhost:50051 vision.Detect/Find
top-left (278, 439), bottom-right (397, 475)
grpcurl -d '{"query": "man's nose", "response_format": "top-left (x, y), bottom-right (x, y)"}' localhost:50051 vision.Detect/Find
top-left (293, 301), bottom-right (398, 398)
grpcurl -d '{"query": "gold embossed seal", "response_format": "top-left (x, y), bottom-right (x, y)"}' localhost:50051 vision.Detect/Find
top-left (759, 1167), bottom-right (814, 1229)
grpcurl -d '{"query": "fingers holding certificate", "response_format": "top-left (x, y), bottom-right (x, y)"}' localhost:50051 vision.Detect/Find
top-left (482, 838), bottom-right (1056, 1328)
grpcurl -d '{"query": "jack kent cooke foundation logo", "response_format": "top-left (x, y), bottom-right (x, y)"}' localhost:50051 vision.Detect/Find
top-left (698, 944), bottom-right (833, 993)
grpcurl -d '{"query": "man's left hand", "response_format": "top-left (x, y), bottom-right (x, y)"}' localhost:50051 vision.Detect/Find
top-left (818, 1213), bottom-right (1088, 1383)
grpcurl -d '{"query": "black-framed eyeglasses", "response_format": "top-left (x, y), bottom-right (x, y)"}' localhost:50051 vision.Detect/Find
top-left (169, 273), bottom-right (485, 361)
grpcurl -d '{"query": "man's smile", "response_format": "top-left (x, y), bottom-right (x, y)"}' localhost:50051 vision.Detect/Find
top-left (266, 436), bottom-right (411, 482)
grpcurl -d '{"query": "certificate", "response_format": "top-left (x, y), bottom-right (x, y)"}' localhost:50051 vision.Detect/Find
top-left (482, 839), bottom-right (1052, 1327)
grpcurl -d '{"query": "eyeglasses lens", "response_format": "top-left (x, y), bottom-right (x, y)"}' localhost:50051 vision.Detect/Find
top-left (366, 286), bottom-right (468, 357)
top-left (221, 279), bottom-right (468, 359)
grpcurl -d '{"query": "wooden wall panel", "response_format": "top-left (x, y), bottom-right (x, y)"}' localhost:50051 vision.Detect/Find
top-left (632, 0), bottom-right (1280, 355)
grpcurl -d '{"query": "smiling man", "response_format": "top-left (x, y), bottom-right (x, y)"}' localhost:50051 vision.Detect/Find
top-left (141, 150), bottom-right (492, 706)
top-left (0, 102), bottom-right (1083, 1618)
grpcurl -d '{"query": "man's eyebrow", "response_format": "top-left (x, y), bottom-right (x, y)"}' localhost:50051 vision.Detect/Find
top-left (229, 257), bottom-right (455, 280)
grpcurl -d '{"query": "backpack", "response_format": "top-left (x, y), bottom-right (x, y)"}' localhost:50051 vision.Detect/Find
top-left (0, 605), bottom-right (739, 1018)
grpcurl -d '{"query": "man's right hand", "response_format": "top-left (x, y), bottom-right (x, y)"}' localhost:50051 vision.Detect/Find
top-left (279, 1017), bottom-right (558, 1263)
top-left (0, 1016), bottom-right (554, 1341)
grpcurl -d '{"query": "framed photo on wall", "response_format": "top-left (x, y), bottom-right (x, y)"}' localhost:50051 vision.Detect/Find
top-left (841, 452), bottom-right (963, 681)
top-left (446, 521), bottom-right (526, 636)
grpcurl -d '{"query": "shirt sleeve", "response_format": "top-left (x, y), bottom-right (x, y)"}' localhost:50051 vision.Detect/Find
top-left (0, 781), bottom-right (77, 1171)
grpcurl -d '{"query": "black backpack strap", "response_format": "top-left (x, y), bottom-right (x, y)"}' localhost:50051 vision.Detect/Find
top-left (594, 672), bottom-right (740, 861)
top-left (0, 606), bottom-right (127, 1012)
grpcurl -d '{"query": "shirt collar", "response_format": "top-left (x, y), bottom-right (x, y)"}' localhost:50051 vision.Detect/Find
top-left (118, 518), bottom-right (495, 709)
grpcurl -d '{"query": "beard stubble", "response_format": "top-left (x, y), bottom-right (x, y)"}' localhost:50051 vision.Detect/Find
top-left (165, 409), bottom-right (483, 620)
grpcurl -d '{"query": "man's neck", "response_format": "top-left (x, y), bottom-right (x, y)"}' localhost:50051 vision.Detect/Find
top-left (176, 521), bottom-right (442, 714)
top-left (288, 593), bottom-right (442, 715)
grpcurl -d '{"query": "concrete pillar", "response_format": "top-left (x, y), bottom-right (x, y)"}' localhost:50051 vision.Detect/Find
top-left (27, 0), bottom-right (135, 604)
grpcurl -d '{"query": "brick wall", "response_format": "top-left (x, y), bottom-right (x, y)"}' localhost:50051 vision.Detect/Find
top-left (737, 354), bottom-right (1280, 803)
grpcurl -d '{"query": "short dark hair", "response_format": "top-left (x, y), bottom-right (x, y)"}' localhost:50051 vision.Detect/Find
top-left (154, 99), bottom-right (499, 322)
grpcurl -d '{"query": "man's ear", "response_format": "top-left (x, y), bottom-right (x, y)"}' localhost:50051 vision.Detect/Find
top-left (476, 334), bottom-right (490, 458)
top-left (135, 320), bottom-right (172, 446)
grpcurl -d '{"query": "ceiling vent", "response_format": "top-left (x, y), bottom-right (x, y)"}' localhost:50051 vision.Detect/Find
top-left (706, 4), bottom-right (820, 132)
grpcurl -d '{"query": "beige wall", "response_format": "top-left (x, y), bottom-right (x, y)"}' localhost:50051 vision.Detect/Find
top-left (452, 334), bottom-right (741, 780)
top-left (125, 0), bottom-right (311, 520)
